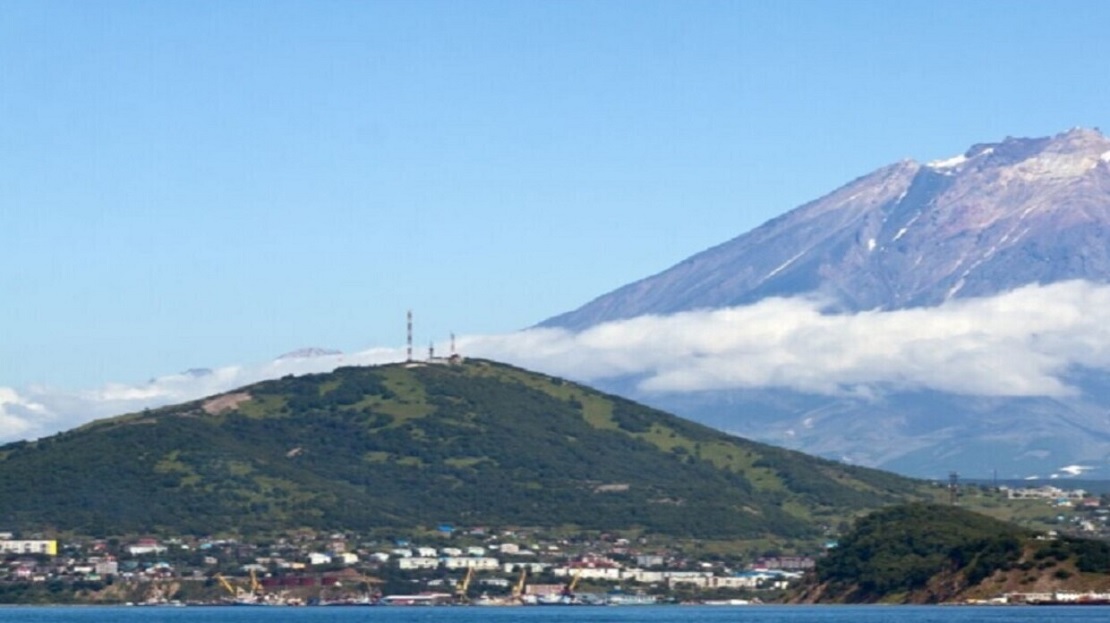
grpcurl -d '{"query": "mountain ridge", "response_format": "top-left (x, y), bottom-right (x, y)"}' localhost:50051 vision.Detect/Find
top-left (539, 128), bottom-right (1110, 479)
top-left (0, 359), bottom-right (923, 539)
top-left (544, 127), bottom-right (1110, 329)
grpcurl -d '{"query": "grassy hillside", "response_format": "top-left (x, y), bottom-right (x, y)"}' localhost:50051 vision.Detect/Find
top-left (799, 503), bottom-right (1110, 603)
top-left (0, 359), bottom-right (924, 539)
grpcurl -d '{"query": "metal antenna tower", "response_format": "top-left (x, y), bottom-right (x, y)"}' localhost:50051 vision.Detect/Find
top-left (948, 471), bottom-right (959, 505)
top-left (406, 310), bottom-right (413, 362)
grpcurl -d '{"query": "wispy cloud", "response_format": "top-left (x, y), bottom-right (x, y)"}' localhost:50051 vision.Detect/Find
top-left (4, 280), bottom-right (1110, 444)
top-left (0, 349), bottom-right (404, 444)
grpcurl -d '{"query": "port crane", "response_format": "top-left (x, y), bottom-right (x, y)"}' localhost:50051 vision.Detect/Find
top-left (249, 568), bottom-right (263, 597)
top-left (511, 567), bottom-right (528, 602)
top-left (215, 573), bottom-right (237, 596)
top-left (455, 567), bottom-right (475, 603)
top-left (214, 573), bottom-right (250, 603)
top-left (213, 572), bottom-right (268, 605)
top-left (561, 568), bottom-right (583, 601)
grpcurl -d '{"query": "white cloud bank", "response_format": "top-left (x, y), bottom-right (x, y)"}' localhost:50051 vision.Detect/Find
top-left (470, 280), bottom-right (1110, 397)
top-left (4, 280), bottom-right (1110, 444)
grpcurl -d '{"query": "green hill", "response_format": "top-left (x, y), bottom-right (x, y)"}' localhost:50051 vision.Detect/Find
top-left (798, 503), bottom-right (1110, 603)
top-left (0, 359), bottom-right (923, 539)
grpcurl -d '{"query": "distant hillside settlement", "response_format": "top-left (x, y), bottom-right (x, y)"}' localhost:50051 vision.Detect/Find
top-left (0, 528), bottom-right (806, 605)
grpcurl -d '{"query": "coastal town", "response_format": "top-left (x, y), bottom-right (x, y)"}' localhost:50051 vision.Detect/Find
top-left (3, 483), bottom-right (1110, 606)
top-left (0, 525), bottom-right (809, 606)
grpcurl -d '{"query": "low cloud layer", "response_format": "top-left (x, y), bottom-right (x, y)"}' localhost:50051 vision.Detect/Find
top-left (470, 280), bottom-right (1110, 397)
top-left (4, 280), bottom-right (1110, 444)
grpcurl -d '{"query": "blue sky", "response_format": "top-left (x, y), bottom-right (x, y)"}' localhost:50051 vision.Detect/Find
top-left (4, 1), bottom-right (1110, 391)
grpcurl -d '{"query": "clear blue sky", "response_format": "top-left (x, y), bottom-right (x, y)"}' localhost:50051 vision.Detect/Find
top-left (4, 0), bottom-right (1110, 390)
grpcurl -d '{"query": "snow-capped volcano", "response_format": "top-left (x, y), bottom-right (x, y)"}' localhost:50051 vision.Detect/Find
top-left (545, 128), bottom-right (1110, 329)
top-left (541, 128), bottom-right (1110, 479)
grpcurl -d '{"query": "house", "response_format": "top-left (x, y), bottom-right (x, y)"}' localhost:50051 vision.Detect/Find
top-left (1005, 485), bottom-right (1087, 500)
top-left (307, 553), bottom-right (332, 566)
top-left (126, 539), bottom-right (166, 556)
top-left (333, 552), bottom-right (358, 565)
top-left (622, 569), bottom-right (666, 583)
top-left (752, 556), bottom-right (815, 570)
top-left (442, 557), bottom-right (499, 570)
top-left (554, 566), bottom-right (621, 580)
top-left (664, 571), bottom-right (713, 587)
top-left (502, 562), bottom-right (549, 574)
top-left (398, 557), bottom-right (438, 570)
top-left (0, 540), bottom-right (58, 556)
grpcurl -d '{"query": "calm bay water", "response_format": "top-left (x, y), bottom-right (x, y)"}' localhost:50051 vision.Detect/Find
top-left (0, 606), bottom-right (1108, 623)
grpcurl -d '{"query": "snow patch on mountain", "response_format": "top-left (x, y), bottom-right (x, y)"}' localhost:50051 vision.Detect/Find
top-left (1011, 151), bottom-right (1102, 179)
top-left (927, 153), bottom-right (967, 169)
top-left (764, 250), bottom-right (807, 281)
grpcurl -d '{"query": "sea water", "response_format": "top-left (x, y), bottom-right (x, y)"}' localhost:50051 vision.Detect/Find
top-left (0, 606), bottom-right (1108, 623)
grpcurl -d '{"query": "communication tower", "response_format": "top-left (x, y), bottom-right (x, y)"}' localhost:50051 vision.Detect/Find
top-left (948, 471), bottom-right (959, 505)
top-left (406, 310), bottom-right (413, 363)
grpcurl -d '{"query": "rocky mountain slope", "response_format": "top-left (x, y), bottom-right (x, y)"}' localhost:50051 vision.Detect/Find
top-left (540, 129), bottom-right (1110, 479)
top-left (546, 128), bottom-right (1110, 329)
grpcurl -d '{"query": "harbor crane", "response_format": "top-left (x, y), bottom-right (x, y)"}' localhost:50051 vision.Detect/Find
top-left (511, 567), bottom-right (528, 602)
top-left (455, 567), bottom-right (475, 603)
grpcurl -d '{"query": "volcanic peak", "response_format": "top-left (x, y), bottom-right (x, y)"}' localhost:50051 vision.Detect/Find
top-left (542, 127), bottom-right (1110, 328)
top-left (925, 127), bottom-right (1110, 180)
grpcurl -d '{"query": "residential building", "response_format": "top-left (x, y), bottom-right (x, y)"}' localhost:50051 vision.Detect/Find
top-left (0, 540), bottom-right (57, 556)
